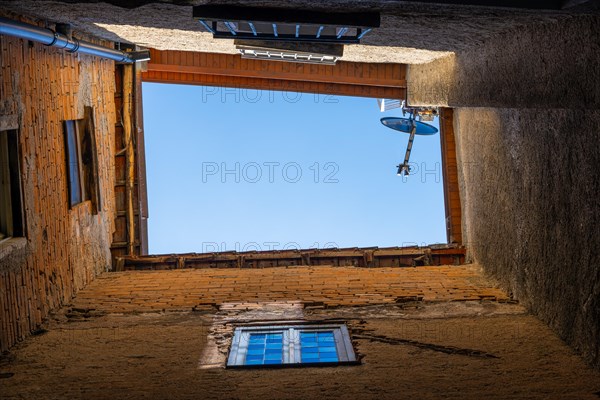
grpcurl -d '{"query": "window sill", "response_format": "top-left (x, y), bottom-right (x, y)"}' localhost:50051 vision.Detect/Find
top-left (70, 200), bottom-right (93, 213)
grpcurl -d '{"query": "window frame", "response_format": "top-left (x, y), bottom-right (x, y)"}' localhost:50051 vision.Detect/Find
top-left (0, 129), bottom-right (24, 242)
top-left (193, 5), bottom-right (379, 44)
top-left (227, 323), bottom-right (357, 368)
top-left (64, 119), bottom-right (84, 207)
top-left (63, 107), bottom-right (101, 213)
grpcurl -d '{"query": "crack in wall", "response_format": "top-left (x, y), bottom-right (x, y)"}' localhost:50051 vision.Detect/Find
top-left (353, 332), bottom-right (499, 359)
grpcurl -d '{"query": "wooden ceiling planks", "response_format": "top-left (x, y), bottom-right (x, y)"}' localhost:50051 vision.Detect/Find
top-left (142, 49), bottom-right (406, 99)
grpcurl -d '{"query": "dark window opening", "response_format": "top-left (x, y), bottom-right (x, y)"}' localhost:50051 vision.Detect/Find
top-left (0, 129), bottom-right (24, 240)
top-left (64, 107), bottom-right (101, 213)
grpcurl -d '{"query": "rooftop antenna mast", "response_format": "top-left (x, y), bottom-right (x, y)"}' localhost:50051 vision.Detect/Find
top-left (379, 101), bottom-right (439, 176)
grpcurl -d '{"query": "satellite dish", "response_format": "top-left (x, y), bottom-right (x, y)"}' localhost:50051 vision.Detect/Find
top-left (380, 117), bottom-right (438, 135)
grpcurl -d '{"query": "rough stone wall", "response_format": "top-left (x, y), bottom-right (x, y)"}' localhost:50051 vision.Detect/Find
top-left (453, 107), bottom-right (600, 368)
top-left (0, 14), bottom-right (117, 352)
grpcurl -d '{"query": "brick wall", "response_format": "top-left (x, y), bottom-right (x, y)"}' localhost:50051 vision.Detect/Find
top-left (72, 265), bottom-right (510, 313)
top-left (0, 14), bottom-right (117, 351)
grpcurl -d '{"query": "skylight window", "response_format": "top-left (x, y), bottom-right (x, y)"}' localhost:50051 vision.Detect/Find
top-left (193, 5), bottom-right (379, 44)
top-left (227, 324), bottom-right (357, 367)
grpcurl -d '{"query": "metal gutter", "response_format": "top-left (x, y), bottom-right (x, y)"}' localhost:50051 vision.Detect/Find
top-left (0, 17), bottom-right (147, 63)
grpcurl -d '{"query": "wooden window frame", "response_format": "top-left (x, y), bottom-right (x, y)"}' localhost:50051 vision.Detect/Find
top-left (64, 107), bottom-right (101, 214)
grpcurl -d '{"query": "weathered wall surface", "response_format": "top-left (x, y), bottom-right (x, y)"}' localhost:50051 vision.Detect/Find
top-left (407, 14), bottom-right (600, 108)
top-left (454, 107), bottom-right (600, 367)
top-left (70, 265), bottom-right (510, 312)
top-left (2, 306), bottom-right (600, 399)
top-left (0, 14), bottom-right (117, 351)
top-left (3, 264), bottom-right (600, 399)
top-left (405, 10), bottom-right (600, 368)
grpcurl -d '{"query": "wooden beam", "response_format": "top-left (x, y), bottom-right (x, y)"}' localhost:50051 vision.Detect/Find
top-left (142, 72), bottom-right (405, 100)
top-left (439, 108), bottom-right (463, 245)
top-left (147, 62), bottom-right (406, 88)
top-left (112, 245), bottom-right (466, 271)
top-left (134, 66), bottom-right (149, 255)
top-left (122, 65), bottom-right (136, 256)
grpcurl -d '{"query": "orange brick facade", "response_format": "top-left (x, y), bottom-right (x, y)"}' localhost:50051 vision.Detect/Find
top-left (0, 16), bottom-right (117, 352)
top-left (72, 265), bottom-right (510, 313)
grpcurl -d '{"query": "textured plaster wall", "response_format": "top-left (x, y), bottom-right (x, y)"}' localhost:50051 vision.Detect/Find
top-left (407, 13), bottom-right (600, 108)
top-left (453, 107), bottom-right (600, 368)
top-left (404, 8), bottom-right (600, 368)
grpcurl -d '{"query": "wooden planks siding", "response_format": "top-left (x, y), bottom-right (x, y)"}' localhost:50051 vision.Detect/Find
top-left (439, 108), bottom-right (462, 244)
top-left (0, 16), bottom-right (117, 352)
top-left (143, 49), bottom-right (406, 99)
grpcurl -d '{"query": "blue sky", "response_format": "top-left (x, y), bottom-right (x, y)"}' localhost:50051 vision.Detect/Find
top-left (142, 83), bottom-right (446, 254)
